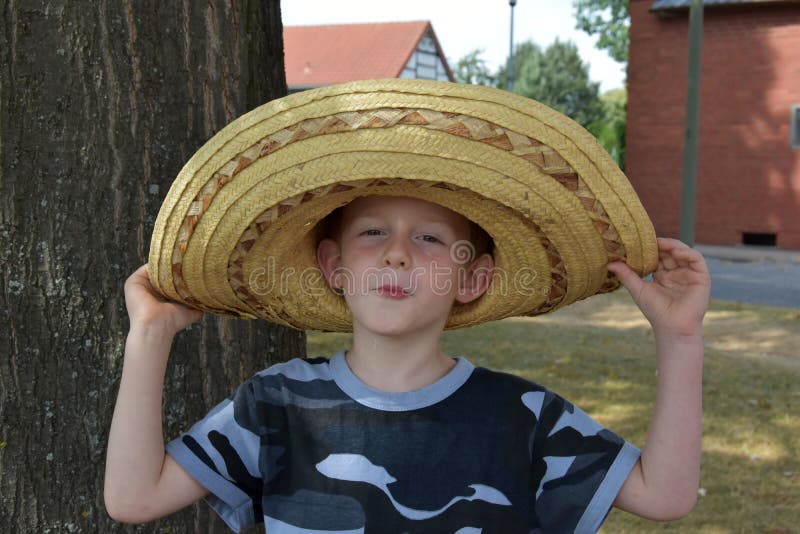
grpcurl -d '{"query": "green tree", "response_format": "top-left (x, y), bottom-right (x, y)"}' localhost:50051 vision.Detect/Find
top-left (453, 49), bottom-right (497, 86)
top-left (573, 0), bottom-right (630, 64)
top-left (587, 89), bottom-right (627, 169)
top-left (497, 40), bottom-right (603, 129)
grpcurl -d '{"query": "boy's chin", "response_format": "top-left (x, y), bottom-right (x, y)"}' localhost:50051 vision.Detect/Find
top-left (352, 313), bottom-right (438, 338)
top-left (355, 319), bottom-right (418, 338)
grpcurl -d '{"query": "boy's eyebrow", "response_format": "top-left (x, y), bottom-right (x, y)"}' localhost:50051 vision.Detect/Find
top-left (347, 215), bottom-right (385, 226)
top-left (415, 221), bottom-right (458, 233)
top-left (351, 216), bottom-right (457, 231)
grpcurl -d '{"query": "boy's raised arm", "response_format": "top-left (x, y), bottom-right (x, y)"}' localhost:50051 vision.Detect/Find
top-left (104, 265), bottom-right (209, 523)
top-left (607, 238), bottom-right (710, 521)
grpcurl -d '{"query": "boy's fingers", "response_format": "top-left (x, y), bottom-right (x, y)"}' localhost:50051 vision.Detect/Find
top-left (657, 238), bottom-right (701, 260)
top-left (126, 265), bottom-right (153, 289)
top-left (125, 264), bottom-right (170, 304)
top-left (656, 237), bottom-right (686, 250)
top-left (656, 240), bottom-right (709, 274)
top-left (128, 264), bottom-right (149, 279)
top-left (607, 262), bottom-right (644, 296)
top-left (658, 251), bottom-right (678, 270)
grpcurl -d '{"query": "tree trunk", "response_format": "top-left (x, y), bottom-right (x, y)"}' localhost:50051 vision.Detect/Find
top-left (0, 1), bottom-right (301, 532)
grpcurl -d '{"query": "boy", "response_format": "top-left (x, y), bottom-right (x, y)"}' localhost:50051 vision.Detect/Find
top-left (105, 80), bottom-right (709, 532)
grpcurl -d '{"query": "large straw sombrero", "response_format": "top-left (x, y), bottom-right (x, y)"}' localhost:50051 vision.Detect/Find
top-left (148, 79), bottom-right (657, 332)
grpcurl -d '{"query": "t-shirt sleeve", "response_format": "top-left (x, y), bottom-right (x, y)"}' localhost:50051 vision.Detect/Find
top-left (166, 378), bottom-right (265, 533)
top-left (522, 389), bottom-right (640, 533)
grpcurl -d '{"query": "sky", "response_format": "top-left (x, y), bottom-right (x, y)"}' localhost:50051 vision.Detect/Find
top-left (280, 0), bottom-right (626, 93)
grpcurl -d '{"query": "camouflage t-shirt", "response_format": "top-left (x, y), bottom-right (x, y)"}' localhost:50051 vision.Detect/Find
top-left (166, 351), bottom-right (640, 533)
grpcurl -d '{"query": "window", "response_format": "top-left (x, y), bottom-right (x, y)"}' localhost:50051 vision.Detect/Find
top-left (417, 65), bottom-right (436, 79)
top-left (742, 232), bottom-right (776, 247)
top-left (792, 105), bottom-right (800, 149)
top-left (417, 51), bottom-right (437, 67)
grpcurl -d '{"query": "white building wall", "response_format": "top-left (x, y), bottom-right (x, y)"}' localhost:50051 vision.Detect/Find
top-left (400, 33), bottom-right (451, 81)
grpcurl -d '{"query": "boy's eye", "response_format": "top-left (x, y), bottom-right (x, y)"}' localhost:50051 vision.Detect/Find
top-left (363, 229), bottom-right (383, 236)
top-left (419, 234), bottom-right (441, 244)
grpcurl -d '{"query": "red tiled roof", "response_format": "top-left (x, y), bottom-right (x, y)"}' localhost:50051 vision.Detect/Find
top-left (284, 21), bottom-right (449, 87)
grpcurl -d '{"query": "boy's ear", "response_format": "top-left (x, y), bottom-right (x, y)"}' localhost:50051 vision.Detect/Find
top-left (455, 253), bottom-right (495, 304)
top-left (317, 238), bottom-right (342, 289)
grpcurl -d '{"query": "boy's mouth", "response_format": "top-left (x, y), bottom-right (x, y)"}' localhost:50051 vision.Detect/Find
top-left (375, 285), bottom-right (410, 299)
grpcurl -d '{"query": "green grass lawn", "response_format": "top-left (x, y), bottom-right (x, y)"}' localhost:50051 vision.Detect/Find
top-left (307, 291), bottom-right (800, 533)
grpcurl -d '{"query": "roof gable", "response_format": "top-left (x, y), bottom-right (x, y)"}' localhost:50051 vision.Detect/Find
top-left (283, 21), bottom-right (453, 88)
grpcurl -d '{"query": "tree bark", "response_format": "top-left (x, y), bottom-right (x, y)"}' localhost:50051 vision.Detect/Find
top-left (0, 1), bottom-right (300, 532)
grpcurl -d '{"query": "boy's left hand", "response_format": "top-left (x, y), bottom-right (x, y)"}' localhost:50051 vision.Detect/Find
top-left (607, 237), bottom-right (711, 338)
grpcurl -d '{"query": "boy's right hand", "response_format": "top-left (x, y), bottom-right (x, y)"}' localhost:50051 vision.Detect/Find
top-left (124, 264), bottom-right (204, 335)
top-left (107, 265), bottom-right (210, 522)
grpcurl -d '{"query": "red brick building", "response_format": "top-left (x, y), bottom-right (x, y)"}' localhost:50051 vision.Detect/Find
top-left (283, 21), bottom-right (454, 93)
top-left (627, 0), bottom-right (800, 249)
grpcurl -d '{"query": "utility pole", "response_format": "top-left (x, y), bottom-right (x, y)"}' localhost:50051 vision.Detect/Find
top-left (679, 0), bottom-right (704, 246)
top-left (507, 0), bottom-right (517, 92)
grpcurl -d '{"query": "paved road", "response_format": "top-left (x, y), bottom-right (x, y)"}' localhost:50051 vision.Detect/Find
top-left (695, 245), bottom-right (800, 309)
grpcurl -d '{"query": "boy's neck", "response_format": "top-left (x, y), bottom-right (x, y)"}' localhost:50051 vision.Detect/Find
top-left (345, 329), bottom-right (456, 393)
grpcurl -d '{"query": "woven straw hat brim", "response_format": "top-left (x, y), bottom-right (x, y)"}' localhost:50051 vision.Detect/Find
top-left (148, 79), bottom-right (657, 331)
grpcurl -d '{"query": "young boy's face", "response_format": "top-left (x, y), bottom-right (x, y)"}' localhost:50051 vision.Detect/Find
top-left (317, 195), bottom-right (494, 337)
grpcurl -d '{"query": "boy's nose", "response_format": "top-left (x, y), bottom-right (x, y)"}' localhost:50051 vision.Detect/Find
top-left (382, 237), bottom-right (410, 269)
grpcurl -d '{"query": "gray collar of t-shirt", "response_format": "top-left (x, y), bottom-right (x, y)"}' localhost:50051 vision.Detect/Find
top-left (330, 350), bottom-right (475, 412)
